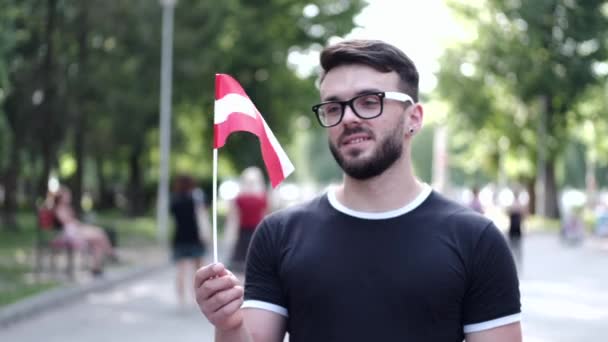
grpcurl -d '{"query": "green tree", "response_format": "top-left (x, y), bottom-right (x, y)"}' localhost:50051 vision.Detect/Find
top-left (0, 0), bottom-right (365, 224)
top-left (438, 0), bottom-right (608, 217)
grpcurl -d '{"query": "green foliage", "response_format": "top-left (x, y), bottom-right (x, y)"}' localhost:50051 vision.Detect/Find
top-left (0, 212), bottom-right (57, 306)
top-left (304, 125), bottom-right (342, 184)
top-left (0, 0), bottom-right (365, 217)
top-left (438, 0), bottom-right (608, 189)
top-left (169, 0), bottom-right (365, 176)
top-left (411, 124), bottom-right (434, 183)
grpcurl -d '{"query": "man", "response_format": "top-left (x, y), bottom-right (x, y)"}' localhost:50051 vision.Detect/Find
top-left (195, 39), bottom-right (522, 342)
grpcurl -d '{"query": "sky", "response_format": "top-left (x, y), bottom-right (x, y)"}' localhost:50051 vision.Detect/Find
top-left (289, 0), bottom-right (471, 94)
top-left (347, 0), bottom-right (470, 93)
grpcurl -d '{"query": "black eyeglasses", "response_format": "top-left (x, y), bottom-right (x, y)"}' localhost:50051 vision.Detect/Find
top-left (311, 91), bottom-right (414, 128)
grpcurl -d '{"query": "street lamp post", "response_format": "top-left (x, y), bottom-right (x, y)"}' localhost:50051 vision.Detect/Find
top-left (157, 0), bottom-right (176, 244)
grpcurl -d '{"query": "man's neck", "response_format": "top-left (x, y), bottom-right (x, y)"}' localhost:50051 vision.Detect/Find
top-left (335, 158), bottom-right (425, 212)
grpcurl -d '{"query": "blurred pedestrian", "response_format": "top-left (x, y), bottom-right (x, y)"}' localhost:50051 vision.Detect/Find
top-left (52, 186), bottom-right (115, 277)
top-left (468, 186), bottom-right (484, 214)
top-left (507, 189), bottom-right (526, 270)
top-left (223, 166), bottom-right (268, 274)
top-left (170, 174), bottom-right (210, 307)
top-left (561, 205), bottom-right (585, 245)
top-left (594, 201), bottom-right (608, 237)
top-left (195, 39), bottom-right (521, 341)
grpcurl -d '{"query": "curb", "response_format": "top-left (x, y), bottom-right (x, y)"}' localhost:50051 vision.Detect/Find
top-left (0, 262), bottom-right (171, 329)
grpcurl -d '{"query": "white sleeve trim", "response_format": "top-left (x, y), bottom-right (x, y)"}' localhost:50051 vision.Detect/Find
top-left (242, 300), bottom-right (289, 317)
top-left (463, 313), bottom-right (521, 333)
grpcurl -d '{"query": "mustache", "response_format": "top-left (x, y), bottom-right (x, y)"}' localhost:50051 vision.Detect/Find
top-left (339, 126), bottom-right (374, 144)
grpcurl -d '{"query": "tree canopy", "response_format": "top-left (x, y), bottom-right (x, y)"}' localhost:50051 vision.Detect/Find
top-left (0, 0), bottom-right (365, 228)
top-left (437, 0), bottom-right (608, 217)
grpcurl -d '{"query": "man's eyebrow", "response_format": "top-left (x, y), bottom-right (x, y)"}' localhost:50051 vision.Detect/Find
top-left (322, 88), bottom-right (383, 102)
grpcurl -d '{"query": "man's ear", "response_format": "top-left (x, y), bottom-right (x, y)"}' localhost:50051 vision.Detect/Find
top-left (405, 103), bottom-right (424, 134)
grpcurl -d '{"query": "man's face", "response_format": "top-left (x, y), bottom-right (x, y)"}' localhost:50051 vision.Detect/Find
top-left (319, 64), bottom-right (408, 180)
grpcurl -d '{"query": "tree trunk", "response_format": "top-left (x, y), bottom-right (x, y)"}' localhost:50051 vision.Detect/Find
top-left (38, 143), bottom-right (53, 196)
top-left (535, 94), bottom-right (562, 219)
top-left (1, 142), bottom-right (21, 231)
top-left (586, 157), bottom-right (597, 208)
top-left (95, 156), bottom-right (114, 209)
top-left (37, 0), bottom-right (58, 199)
top-left (543, 158), bottom-right (561, 219)
top-left (128, 147), bottom-right (144, 216)
top-left (72, 2), bottom-right (90, 216)
top-left (526, 179), bottom-right (536, 215)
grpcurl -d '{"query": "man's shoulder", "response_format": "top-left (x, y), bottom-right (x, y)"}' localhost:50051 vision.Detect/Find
top-left (264, 193), bottom-right (328, 225)
top-left (423, 191), bottom-right (495, 232)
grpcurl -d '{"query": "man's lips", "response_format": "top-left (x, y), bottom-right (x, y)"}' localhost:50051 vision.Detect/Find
top-left (341, 134), bottom-right (372, 146)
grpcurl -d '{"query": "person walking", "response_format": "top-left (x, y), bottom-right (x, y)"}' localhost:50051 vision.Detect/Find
top-left (170, 174), bottom-right (210, 307)
top-left (507, 189), bottom-right (526, 271)
top-left (194, 39), bottom-right (521, 341)
top-left (223, 167), bottom-right (268, 274)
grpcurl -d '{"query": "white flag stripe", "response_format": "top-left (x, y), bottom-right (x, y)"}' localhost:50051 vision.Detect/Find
top-left (214, 93), bottom-right (258, 124)
top-left (262, 119), bottom-right (295, 177)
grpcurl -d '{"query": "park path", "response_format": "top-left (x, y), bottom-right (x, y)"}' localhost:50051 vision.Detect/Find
top-left (1, 233), bottom-right (607, 341)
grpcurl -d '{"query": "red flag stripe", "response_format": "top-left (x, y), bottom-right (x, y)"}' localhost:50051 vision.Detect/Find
top-left (215, 74), bottom-right (248, 100)
top-left (213, 74), bottom-right (294, 187)
top-left (214, 114), bottom-right (287, 187)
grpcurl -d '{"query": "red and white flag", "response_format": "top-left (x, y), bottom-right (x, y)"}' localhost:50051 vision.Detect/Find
top-left (214, 73), bottom-right (294, 187)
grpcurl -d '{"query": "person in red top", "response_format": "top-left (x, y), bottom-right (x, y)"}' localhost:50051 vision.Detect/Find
top-left (224, 167), bottom-right (268, 274)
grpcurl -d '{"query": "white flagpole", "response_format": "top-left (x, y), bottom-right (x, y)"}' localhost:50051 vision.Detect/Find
top-left (212, 148), bottom-right (219, 263)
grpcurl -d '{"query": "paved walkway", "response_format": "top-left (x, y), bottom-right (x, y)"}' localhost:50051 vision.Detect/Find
top-left (0, 245), bottom-right (169, 327)
top-left (1, 233), bottom-right (607, 341)
top-left (519, 234), bottom-right (608, 341)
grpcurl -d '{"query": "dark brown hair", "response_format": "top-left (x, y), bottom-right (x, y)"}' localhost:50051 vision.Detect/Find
top-left (173, 174), bottom-right (196, 194)
top-left (320, 39), bottom-right (419, 101)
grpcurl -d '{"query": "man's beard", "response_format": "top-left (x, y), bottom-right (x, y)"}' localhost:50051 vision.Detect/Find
top-left (329, 123), bottom-right (404, 180)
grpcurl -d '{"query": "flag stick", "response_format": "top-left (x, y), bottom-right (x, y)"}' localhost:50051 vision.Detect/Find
top-left (212, 148), bottom-right (219, 263)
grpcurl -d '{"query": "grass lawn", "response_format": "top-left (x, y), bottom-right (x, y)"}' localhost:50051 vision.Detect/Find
top-left (0, 210), bottom-right (159, 307)
top-left (0, 213), bottom-right (57, 307)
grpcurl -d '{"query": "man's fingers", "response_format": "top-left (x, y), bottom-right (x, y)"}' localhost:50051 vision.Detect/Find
top-left (207, 295), bottom-right (244, 326)
top-left (197, 274), bottom-right (239, 301)
top-left (194, 263), bottom-right (228, 288)
top-left (205, 285), bottom-right (244, 313)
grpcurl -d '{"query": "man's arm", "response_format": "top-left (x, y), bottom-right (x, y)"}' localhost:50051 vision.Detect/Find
top-left (216, 308), bottom-right (286, 342)
top-left (465, 322), bottom-right (522, 342)
top-left (195, 263), bottom-right (286, 342)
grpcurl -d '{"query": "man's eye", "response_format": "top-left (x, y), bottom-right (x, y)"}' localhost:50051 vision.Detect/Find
top-left (358, 95), bottom-right (380, 107)
top-left (324, 104), bottom-right (341, 114)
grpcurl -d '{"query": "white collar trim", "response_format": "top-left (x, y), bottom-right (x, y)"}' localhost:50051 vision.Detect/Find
top-left (327, 183), bottom-right (432, 220)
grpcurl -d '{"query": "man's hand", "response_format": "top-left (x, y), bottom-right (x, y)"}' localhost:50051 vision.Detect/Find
top-left (195, 263), bottom-right (245, 332)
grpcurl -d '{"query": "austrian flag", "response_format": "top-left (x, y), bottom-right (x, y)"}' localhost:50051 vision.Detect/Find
top-left (214, 74), bottom-right (295, 188)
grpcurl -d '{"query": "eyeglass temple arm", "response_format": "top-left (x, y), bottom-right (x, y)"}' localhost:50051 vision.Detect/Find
top-left (384, 91), bottom-right (415, 104)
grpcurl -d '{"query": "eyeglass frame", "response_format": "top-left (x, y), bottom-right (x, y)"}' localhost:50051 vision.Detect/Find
top-left (311, 91), bottom-right (415, 128)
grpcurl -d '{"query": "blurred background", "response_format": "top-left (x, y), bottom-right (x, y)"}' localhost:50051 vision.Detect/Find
top-left (1, 0), bottom-right (608, 341)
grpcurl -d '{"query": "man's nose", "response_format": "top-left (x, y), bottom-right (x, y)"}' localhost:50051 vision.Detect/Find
top-left (341, 104), bottom-right (361, 124)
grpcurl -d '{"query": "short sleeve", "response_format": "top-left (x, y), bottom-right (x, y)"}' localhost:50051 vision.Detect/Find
top-left (243, 219), bottom-right (288, 317)
top-left (463, 223), bottom-right (521, 333)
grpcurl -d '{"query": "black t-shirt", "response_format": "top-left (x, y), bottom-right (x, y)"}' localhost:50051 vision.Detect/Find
top-left (170, 191), bottom-right (204, 247)
top-left (243, 186), bottom-right (520, 341)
